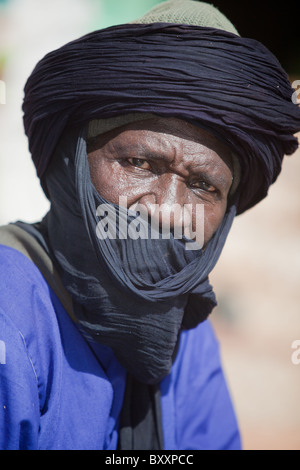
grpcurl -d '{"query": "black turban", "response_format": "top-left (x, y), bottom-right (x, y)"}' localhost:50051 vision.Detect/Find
top-left (22, 23), bottom-right (300, 214)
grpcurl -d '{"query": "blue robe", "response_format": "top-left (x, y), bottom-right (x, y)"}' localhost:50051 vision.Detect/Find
top-left (0, 244), bottom-right (241, 450)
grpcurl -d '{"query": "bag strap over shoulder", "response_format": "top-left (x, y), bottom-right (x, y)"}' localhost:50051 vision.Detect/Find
top-left (0, 224), bottom-right (75, 321)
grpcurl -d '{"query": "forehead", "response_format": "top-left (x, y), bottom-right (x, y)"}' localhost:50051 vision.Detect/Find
top-left (89, 117), bottom-right (233, 171)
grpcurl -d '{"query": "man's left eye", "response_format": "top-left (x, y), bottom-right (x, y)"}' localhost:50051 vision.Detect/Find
top-left (127, 158), bottom-right (151, 170)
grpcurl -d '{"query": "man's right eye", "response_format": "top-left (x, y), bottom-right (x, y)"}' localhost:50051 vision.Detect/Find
top-left (127, 158), bottom-right (151, 170)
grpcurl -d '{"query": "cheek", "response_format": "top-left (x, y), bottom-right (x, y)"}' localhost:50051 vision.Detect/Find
top-left (88, 156), bottom-right (130, 204)
top-left (88, 153), bottom-right (228, 245)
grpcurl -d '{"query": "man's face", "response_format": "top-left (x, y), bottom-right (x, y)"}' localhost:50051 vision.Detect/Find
top-left (87, 117), bottom-right (233, 246)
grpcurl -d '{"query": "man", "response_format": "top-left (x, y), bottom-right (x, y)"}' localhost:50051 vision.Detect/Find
top-left (0, 0), bottom-right (299, 450)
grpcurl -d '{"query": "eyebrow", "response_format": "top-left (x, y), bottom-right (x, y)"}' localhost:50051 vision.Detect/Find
top-left (111, 139), bottom-right (232, 189)
top-left (113, 140), bottom-right (174, 162)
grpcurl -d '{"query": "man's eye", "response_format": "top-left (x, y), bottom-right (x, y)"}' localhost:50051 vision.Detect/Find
top-left (190, 180), bottom-right (216, 192)
top-left (127, 158), bottom-right (151, 170)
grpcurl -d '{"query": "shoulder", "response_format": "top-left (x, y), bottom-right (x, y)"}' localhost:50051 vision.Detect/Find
top-left (0, 243), bottom-right (63, 340)
top-left (0, 239), bottom-right (72, 346)
top-left (0, 244), bottom-right (60, 448)
top-left (0, 244), bottom-right (66, 409)
top-left (0, 243), bottom-right (50, 297)
top-left (0, 244), bottom-right (121, 450)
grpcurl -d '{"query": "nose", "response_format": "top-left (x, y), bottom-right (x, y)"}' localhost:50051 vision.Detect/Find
top-left (129, 174), bottom-right (193, 235)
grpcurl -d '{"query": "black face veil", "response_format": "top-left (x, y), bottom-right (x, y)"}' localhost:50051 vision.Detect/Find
top-left (38, 123), bottom-right (236, 385)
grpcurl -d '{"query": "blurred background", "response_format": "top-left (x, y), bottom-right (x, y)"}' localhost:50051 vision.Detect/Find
top-left (0, 0), bottom-right (299, 450)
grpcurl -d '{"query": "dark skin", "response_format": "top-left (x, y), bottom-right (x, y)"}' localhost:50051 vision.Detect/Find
top-left (87, 117), bottom-right (233, 246)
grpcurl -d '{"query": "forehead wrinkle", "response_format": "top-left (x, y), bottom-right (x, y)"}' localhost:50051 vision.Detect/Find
top-left (141, 130), bottom-right (178, 162)
top-left (140, 130), bottom-right (219, 167)
top-left (187, 146), bottom-right (233, 170)
top-left (102, 125), bottom-right (233, 186)
top-left (185, 153), bottom-right (233, 188)
top-left (109, 129), bottom-right (178, 163)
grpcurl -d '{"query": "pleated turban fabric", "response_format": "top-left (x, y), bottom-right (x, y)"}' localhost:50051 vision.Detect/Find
top-left (22, 2), bottom-right (300, 215)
